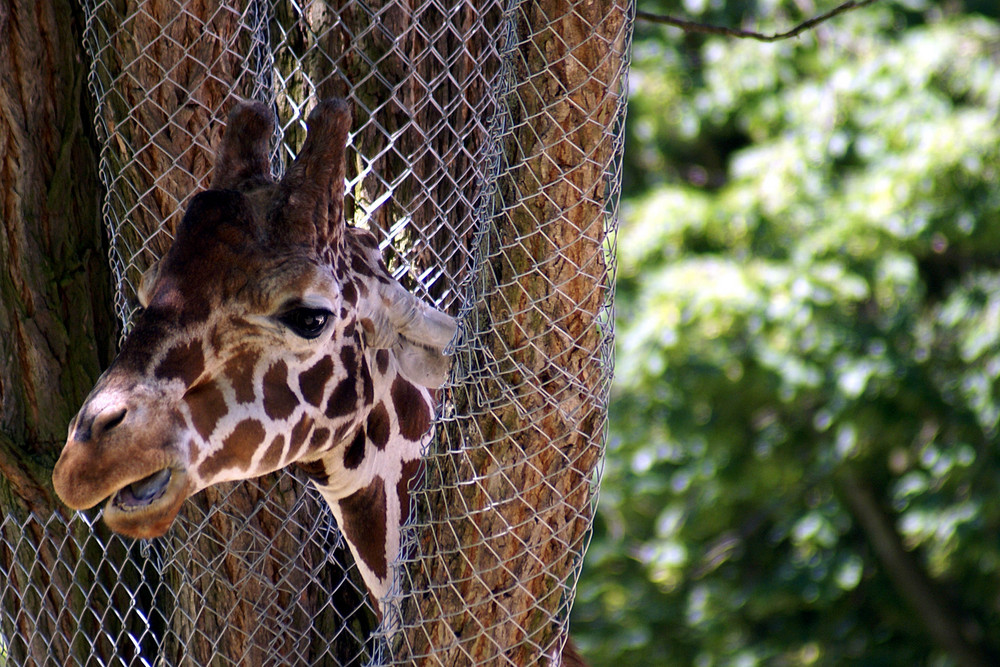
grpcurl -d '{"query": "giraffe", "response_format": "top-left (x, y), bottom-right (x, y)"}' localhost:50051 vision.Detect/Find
top-left (51, 98), bottom-right (457, 609)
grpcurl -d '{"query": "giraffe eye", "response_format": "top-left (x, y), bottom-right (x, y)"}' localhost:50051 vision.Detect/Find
top-left (278, 307), bottom-right (331, 339)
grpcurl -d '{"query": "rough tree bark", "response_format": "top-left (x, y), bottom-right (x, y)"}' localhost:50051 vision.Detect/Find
top-left (272, 0), bottom-right (499, 307)
top-left (0, 1), bottom-right (125, 664)
top-left (396, 0), bottom-right (628, 663)
top-left (0, 0), bottom-right (113, 527)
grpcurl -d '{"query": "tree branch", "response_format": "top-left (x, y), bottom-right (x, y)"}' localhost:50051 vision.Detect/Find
top-left (836, 469), bottom-right (998, 667)
top-left (637, 0), bottom-right (880, 42)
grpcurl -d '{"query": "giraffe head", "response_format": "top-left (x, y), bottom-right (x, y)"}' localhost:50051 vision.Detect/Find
top-left (53, 100), bottom-right (455, 560)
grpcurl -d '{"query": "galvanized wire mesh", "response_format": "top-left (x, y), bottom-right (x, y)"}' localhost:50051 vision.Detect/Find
top-left (0, 0), bottom-right (630, 664)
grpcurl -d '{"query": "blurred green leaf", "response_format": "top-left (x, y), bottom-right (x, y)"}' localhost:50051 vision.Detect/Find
top-left (577, 2), bottom-right (1000, 665)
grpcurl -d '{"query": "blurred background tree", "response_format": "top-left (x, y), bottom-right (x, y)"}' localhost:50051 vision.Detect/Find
top-left (574, 1), bottom-right (1000, 665)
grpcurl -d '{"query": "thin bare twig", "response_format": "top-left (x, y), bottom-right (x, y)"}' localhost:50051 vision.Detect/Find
top-left (637, 0), bottom-right (881, 42)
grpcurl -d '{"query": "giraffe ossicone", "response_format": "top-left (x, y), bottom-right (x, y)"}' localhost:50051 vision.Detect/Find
top-left (52, 98), bottom-right (456, 609)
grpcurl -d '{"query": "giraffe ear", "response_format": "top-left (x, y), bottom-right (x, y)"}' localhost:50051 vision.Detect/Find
top-left (278, 98), bottom-right (351, 249)
top-left (211, 101), bottom-right (275, 191)
top-left (359, 282), bottom-right (457, 388)
top-left (137, 259), bottom-right (162, 308)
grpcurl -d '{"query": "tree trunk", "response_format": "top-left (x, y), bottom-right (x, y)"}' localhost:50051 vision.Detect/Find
top-left (0, 1), bottom-right (124, 664)
top-left (395, 0), bottom-right (628, 662)
top-left (85, 0), bottom-right (269, 322)
top-left (0, 0), bottom-right (114, 518)
top-left (271, 0), bottom-right (499, 309)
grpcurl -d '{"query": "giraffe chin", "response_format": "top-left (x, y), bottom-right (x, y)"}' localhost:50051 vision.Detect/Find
top-left (102, 467), bottom-right (192, 540)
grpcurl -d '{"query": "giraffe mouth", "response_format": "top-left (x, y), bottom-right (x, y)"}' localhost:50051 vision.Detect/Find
top-left (111, 468), bottom-right (174, 511)
top-left (103, 466), bottom-right (191, 540)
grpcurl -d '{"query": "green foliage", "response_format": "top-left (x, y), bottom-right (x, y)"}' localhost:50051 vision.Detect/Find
top-left (577, 1), bottom-right (1000, 664)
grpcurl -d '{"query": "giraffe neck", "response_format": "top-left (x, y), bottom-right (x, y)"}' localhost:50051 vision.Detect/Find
top-left (299, 345), bottom-right (433, 612)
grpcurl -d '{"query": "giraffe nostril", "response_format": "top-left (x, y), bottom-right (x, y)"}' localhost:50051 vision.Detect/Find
top-left (91, 406), bottom-right (127, 439)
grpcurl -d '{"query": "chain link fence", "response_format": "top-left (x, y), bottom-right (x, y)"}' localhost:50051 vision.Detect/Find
top-left (0, 0), bottom-right (631, 664)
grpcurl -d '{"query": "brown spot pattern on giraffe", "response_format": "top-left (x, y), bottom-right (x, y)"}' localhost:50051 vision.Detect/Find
top-left (325, 347), bottom-right (361, 418)
top-left (342, 280), bottom-right (357, 306)
top-left (289, 413), bottom-right (313, 458)
top-left (307, 426), bottom-right (330, 452)
top-left (225, 351), bottom-right (258, 404)
top-left (296, 459), bottom-right (328, 486)
top-left (185, 436), bottom-right (202, 462)
top-left (325, 377), bottom-right (358, 419)
top-left (298, 355), bottom-right (334, 407)
top-left (366, 402), bottom-right (391, 450)
top-left (350, 254), bottom-right (373, 277)
top-left (155, 340), bottom-right (205, 387)
top-left (184, 379), bottom-right (228, 441)
top-left (325, 380), bottom-right (357, 418)
top-left (375, 349), bottom-right (389, 376)
top-left (343, 427), bottom-right (366, 469)
top-left (360, 360), bottom-right (374, 405)
top-left (391, 376), bottom-right (430, 441)
top-left (359, 318), bottom-right (375, 341)
top-left (397, 457), bottom-right (422, 522)
top-left (331, 422), bottom-right (354, 448)
top-left (261, 434), bottom-right (285, 472)
top-left (208, 324), bottom-right (225, 357)
top-left (351, 229), bottom-right (379, 250)
top-left (340, 345), bottom-right (357, 371)
top-left (198, 419), bottom-right (266, 479)
top-left (338, 477), bottom-right (388, 581)
top-left (262, 360), bottom-right (297, 420)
